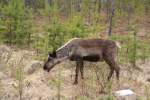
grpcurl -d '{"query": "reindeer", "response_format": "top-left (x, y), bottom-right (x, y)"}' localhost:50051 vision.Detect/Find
top-left (43, 38), bottom-right (121, 84)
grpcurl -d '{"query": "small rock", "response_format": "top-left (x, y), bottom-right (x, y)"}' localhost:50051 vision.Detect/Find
top-left (114, 89), bottom-right (137, 100)
top-left (25, 61), bottom-right (44, 75)
top-left (115, 89), bottom-right (134, 96)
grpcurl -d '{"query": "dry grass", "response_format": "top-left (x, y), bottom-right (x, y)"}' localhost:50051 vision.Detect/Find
top-left (0, 45), bottom-right (150, 100)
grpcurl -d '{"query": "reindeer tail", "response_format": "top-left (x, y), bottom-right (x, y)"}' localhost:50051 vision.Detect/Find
top-left (115, 41), bottom-right (121, 49)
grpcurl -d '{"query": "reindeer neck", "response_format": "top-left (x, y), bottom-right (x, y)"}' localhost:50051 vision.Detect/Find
top-left (53, 56), bottom-right (68, 66)
top-left (56, 38), bottom-right (80, 58)
top-left (56, 43), bottom-right (71, 59)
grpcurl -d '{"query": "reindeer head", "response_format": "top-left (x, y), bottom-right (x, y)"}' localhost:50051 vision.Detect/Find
top-left (43, 50), bottom-right (57, 72)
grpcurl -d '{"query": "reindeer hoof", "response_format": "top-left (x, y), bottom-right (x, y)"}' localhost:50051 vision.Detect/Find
top-left (73, 81), bottom-right (78, 85)
top-left (99, 90), bottom-right (107, 94)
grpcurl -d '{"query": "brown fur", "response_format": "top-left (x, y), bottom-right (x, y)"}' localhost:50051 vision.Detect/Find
top-left (43, 38), bottom-right (120, 84)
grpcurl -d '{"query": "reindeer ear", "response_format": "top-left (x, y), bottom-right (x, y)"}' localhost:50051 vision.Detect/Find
top-left (49, 52), bottom-right (52, 57)
top-left (52, 50), bottom-right (56, 58)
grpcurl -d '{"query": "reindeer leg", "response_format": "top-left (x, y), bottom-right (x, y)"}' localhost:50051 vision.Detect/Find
top-left (80, 61), bottom-right (84, 79)
top-left (114, 63), bottom-right (120, 88)
top-left (74, 61), bottom-right (80, 85)
top-left (109, 57), bottom-right (120, 80)
top-left (104, 56), bottom-right (120, 81)
top-left (107, 67), bottom-right (114, 81)
top-left (114, 64), bottom-right (120, 80)
top-left (104, 56), bottom-right (115, 81)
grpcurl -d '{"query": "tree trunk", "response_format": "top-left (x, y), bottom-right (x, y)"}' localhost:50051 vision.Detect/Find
top-left (76, 0), bottom-right (81, 12)
top-left (108, 0), bottom-right (115, 36)
top-left (9, 23), bottom-right (12, 46)
top-left (98, 0), bottom-right (101, 13)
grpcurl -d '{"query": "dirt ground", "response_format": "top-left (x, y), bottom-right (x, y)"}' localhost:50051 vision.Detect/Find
top-left (0, 45), bottom-right (150, 100)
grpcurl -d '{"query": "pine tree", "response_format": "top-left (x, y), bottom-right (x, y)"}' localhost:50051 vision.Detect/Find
top-left (44, 0), bottom-right (65, 50)
top-left (1, 0), bottom-right (33, 46)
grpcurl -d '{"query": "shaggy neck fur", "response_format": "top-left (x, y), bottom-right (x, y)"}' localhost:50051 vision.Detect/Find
top-left (56, 38), bottom-right (79, 58)
top-left (52, 38), bottom-right (80, 65)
